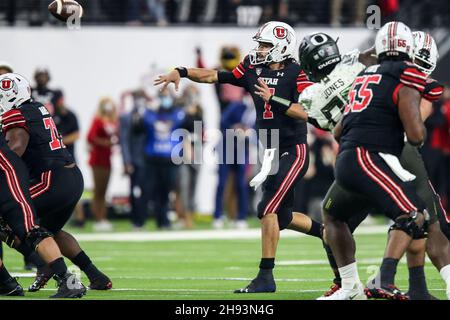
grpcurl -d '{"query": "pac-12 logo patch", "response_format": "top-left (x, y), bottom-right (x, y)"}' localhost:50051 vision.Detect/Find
top-left (273, 27), bottom-right (287, 39)
top-left (1, 79), bottom-right (13, 91)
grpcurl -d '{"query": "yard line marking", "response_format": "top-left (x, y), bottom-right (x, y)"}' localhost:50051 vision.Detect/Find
top-left (36, 288), bottom-right (446, 293)
top-left (71, 225), bottom-right (388, 242)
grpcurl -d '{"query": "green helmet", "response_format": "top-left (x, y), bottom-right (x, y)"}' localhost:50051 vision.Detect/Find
top-left (298, 33), bottom-right (341, 82)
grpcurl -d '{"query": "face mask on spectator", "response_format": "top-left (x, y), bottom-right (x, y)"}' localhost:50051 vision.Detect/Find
top-left (160, 96), bottom-right (173, 109)
top-left (135, 97), bottom-right (147, 109)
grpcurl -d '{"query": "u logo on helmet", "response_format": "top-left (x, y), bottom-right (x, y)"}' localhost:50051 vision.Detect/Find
top-left (274, 27), bottom-right (287, 39)
top-left (1, 79), bottom-right (12, 91)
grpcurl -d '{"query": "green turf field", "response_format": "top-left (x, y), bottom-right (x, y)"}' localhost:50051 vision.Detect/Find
top-left (0, 224), bottom-right (446, 300)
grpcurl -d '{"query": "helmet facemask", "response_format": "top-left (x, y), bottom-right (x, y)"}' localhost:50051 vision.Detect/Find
top-left (249, 42), bottom-right (278, 65)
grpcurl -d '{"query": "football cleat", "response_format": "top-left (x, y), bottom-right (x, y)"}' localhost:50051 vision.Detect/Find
top-left (317, 282), bottom-right (367, 300)
top-left (89, 273), bottom-right (112, 290)
top-left (28, 269), bottom-right (54, 292)
top-left (50, 272), bottom-right (86, 299)
top-left (0, 278), bottom-right (24, 296)
top-left (234, 276), bottom-right (276, 293)
top-left (323, 283), bottom-right (341, 297)
top-left (364, 284), bottom-right (409, 300)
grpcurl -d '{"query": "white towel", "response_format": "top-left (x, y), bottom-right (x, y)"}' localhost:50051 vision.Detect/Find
top-left (249, 148), bottom-right (276, 190)
top-left (378, 152), bottom-right (416, 182)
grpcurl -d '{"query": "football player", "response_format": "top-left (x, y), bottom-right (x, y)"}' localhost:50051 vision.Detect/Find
top-left (0, 99), bottom-right (85, 298)
top-left (319, 21), bottom-right (432, 300)
top-left (256, 29), bottom-right (450, 300)
top-left (0, 61), bottom-right (13, 265)
top-left (155, 21), bottom-right (324, 293)
top-left (0, 73), bottom-right (112, 293)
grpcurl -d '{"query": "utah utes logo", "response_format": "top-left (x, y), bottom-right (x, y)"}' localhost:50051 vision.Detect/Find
top-left (1, 79), bottom-right (12, 91)
top-left (273, 27), bottom-right (287, 39)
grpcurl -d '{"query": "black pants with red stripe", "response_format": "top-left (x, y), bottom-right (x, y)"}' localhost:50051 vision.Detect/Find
top-left (0, 146), bottom-right (37, 241)
top-left (332, 147), bottom-right (426, 222)
top-left (257, 143), bottom-right (309, 230)
top-left (30, 165), bottom-right (84, 233)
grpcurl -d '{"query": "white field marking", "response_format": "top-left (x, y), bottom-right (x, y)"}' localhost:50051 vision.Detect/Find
top-left (277, 256), bottom-right (436, 266)
top-left (36, 287), bottom-right (446, 293)
top-left (94, 275), bottom-right (332, 282)
top-left (71, 225), bottom-right (388, 242)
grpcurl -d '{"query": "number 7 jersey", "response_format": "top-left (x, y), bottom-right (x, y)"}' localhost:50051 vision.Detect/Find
top-left (1, 101), bottom-right (75, 179)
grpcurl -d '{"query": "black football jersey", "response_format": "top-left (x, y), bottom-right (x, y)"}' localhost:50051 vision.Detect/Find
top-left (1, 101), bottom-right (74, 179)
top-left (340, 60), bottom-right (427, 156)
top-left (218, 56), bottom-right (312, 149)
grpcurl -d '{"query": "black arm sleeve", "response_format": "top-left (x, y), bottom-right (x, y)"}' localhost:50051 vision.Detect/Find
top-left (217, 71), bottom-right (242, 86)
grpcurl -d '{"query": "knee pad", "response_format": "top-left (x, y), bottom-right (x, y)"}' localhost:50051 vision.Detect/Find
top-left (25, 226), bottom-right (54, 250)
top-left (389, 211), bottom-right (429, 239)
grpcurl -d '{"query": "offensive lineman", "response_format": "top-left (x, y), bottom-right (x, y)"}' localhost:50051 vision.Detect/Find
top-left (0, 73), bottom-right (112, 293)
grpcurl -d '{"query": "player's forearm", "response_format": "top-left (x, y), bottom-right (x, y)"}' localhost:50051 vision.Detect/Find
top-left (285, 103), bottom-right (308, 121)
top-left (419, 98), bottom-right (433, 121)
top-left (186, 68), bottom-right (218, 83)
top-left (269, 96), bottom-right (308, 121)
top-left (398, 87), bottom-right (426, 146)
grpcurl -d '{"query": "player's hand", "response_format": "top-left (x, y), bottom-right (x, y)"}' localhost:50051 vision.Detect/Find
top-left (154, 70), bottom-right (181, 91)
top-left (254, 78), bottom-right (272, 102)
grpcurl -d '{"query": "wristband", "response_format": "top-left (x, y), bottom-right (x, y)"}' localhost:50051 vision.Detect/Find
top-left (175, 67), bottom-right (188, 78)
top-left (269, 95), bottom-right (292, 112)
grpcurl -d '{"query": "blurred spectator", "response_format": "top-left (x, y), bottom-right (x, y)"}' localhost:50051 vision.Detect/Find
top-left (174, 85), bottom-right (204, 229)
top-left (147, 0), bottom-right (168, 25)
top-left (31, 68), bottom-right (59, 115)
top-left (87, 97), bottom-right (119, 232)
top-left (213, 101), bottom-right (255, 229)
top-left (379, 0), bottom-right (399, 22)
top-left (196, 46), bottom-right (245, 112)
top-left (0, 61), bottom-right (13, 75)
top-left (330, 0), bottom-right (366, 27)
top-left (119, 89), bottom-right (149, 230)
top-left (52, 90), bottom-right (86, 228)
top-left (140, 88), bottom-right (186, 229)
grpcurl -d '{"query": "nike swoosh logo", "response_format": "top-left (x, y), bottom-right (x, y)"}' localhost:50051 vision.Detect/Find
top-left (349, 293), bottom-right (359, 300)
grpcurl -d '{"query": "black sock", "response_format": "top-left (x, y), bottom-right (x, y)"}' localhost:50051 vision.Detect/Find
top-left (16, 242), bottom-right (47, 270)
top-left (323, 241), bottom-right (341, 285)
top-left (0, 264), bottom-right (12, 283)
top-left (408, 266), bottom-right (429, 299)
top-left (380, 258), bottom-right (399, 287)
top-left (307, 221), bottom-right (323, 239)
top-left (16, 242), bottom-right (33, 257)
top-left (257, 258), bottom-right (274, 278)
top-left (49, 257), bottom-right (68, 278)
top-left (0, 242), bottom-right (3, 260)
top-left (28, 252), bottom-right (47, 269)
top-left (71, 251), bottom-right (102, 280)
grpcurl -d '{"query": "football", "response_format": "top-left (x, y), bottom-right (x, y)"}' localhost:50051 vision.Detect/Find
top-left (48, 0), bottom-right (83, 22)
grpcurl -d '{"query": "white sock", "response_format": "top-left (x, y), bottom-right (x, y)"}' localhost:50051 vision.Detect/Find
top-left (338, 262), bottom-right (360, 290)
top-left (440, 264), bottom-right (450, 299)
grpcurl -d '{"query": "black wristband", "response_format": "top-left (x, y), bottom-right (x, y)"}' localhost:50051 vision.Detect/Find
top-left (269, 95), bottom-right (292, 112)
top-left (175, 67), bottom-right (188, 78)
